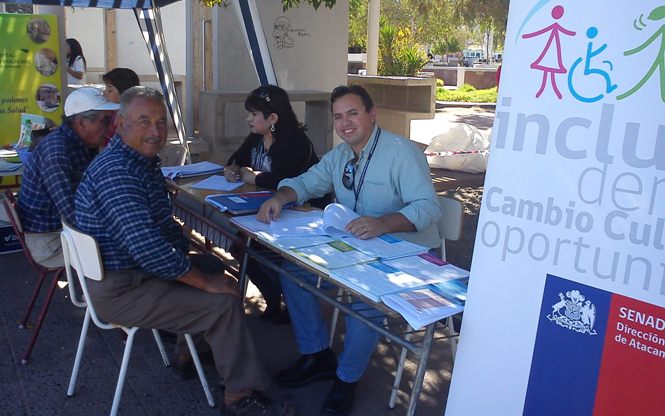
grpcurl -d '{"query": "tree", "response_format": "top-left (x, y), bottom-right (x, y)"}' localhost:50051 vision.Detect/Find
top-left (451, 0), bottom-right (510, 43)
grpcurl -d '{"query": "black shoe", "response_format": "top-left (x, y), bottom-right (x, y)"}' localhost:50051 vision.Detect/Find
top-left (275, 348), bottom-right (337, 387)
top-left (221, 391), bottom-right (295, 416)
top-left (272, 307), bottom-right (291, 325)
top-left (173, 350), bottom-right (215, 380)
top-left (321, 377), bottom-right (357, 416)
top-left (260, 303), bottom-right (282, 322)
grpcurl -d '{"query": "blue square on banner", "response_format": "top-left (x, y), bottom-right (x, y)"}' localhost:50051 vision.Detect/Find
top-left (523, 274), bottom-right (612, 415)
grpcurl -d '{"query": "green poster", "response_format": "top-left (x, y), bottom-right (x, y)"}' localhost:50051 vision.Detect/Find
top-left (0, 13), bottom-right (62, 146)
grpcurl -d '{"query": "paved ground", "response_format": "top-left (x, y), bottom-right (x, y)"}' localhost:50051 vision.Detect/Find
top-left (0, 105), bottom-right (495, 416)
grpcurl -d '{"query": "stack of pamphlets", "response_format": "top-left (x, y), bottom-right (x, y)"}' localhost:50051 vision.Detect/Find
top-left (382, 284), bottom-right (466, 330)
top-left (161, 161), bottom-right (223, 179)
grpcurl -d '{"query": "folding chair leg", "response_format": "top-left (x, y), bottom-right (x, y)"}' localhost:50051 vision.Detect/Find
top-left (21, 269), bottom-right (63, 364)
top-left (446, 316), bottom-right (459, 359)
top-left (151, 329), bottom-right (170, 367)
top-left (185, 334), bottom-right (216, 408)
top-left (389, 328), bottom-right (413, 409)
top-left (18, 270), bottom-right (49, 329)
top-left (111, 328), bottom-right (139, 416)
top-left (328, 287), bottom-right (346, 346)
top-left (68, 308), bottom-right (92, 397)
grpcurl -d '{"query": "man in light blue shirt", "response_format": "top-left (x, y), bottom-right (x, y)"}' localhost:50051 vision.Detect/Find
top-left (257, 85), bottom-right (442, 416)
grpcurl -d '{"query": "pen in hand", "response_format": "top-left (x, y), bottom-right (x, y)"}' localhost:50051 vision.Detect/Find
top-left (225, 159), bottom-right (241, 182)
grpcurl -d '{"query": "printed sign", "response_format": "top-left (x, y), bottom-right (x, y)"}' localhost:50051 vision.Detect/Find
top-left (0, 13), bottom-right (62, 146)
top-left (445, 1), bottom-right (664, 414)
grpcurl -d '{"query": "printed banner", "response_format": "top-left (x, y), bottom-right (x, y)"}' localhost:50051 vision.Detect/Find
top-left (0, 13), bottom-right (62, 146)
top-left (445, 1), bottom-right (664, 415)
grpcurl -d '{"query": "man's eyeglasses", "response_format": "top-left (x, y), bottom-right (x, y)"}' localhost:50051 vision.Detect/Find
top-left (342, 157), bottom-right (357, 190)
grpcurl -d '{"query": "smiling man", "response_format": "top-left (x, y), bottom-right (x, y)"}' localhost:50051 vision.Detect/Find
top-left (18, 86), bottom-right (118, 267)
top-left (75, 87), bottom-right (294, 416)
top-left (257, 84), bottom-right (442, 416)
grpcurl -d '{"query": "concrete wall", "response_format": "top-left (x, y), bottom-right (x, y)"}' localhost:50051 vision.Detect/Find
top-left (215, 1), bottom-right (349, 92)
top-left (199, 1), bottom-right (349, 161)
top-left (63, 7), bottom-right (105, 74)
top-left (65, 4), bottom-right (187, 82)
top-left (422, 66), bottom-right (499, 89)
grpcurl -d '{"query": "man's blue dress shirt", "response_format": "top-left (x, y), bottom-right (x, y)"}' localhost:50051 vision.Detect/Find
top-left (18, 123), bottom-right (98, 232)
top-left (75, 136), bottom-right (190, 280)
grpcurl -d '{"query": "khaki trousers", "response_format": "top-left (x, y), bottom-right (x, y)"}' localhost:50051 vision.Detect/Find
top-left (86, 259), bottom-right (270, 393)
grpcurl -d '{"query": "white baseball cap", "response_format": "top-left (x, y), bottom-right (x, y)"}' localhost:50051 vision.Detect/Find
top-left (64, 87), bottom-right (120, 117)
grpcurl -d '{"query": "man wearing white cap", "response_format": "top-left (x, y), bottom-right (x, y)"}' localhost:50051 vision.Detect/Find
top-left (17, 87), bottom-right (119, 267)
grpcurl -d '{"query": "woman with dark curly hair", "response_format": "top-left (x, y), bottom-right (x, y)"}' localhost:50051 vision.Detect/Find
top-left (225, 85), bottom-right (328, 322)
top-left (65, 38), bottom-right (86, 85)
top-left (225, 85), bottom-right (319, 188)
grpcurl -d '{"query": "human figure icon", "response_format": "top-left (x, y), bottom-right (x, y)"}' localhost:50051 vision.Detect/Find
top-left (567, 26), bottom-right (617, 103)
top-left (582, 27), bottom-right (617, 93)
top-left (618, 5), bottom-right (665, 102)
top-left (522, 5), bottom-right (576, 99)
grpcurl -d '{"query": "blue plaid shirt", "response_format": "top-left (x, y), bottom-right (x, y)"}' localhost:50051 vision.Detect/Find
top-left (75, 136), bottom-right (190, 280)
top-left (18, 123), bottom-right (98, 232)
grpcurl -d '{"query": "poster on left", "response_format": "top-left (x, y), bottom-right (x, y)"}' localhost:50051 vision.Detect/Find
top-left (0, 13), bottom-right (62, 147)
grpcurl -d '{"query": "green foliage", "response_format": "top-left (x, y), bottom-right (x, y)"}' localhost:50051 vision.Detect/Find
top-left (200, 0), bottom-right (338, 10)
top-left (378, 23), bottom-right (427, 76)
top-left (280, 0), bottom-right (337, 11)
top-left (432, 36), bottom-right (463, 57)
top-left (459, 83), bottom-right (476, 92)
top-left (436, 78), bottom-right (445, 87)
top-left (436, 86), bottom-right (497, 103)
top-left (348, 0), bottom-right (368, 48)
top-left (399, 45), bottom-right (428, 76)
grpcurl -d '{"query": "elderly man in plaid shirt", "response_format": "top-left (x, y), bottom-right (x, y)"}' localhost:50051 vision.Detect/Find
top-left (75, 86), bottom-right (294, 416)
top-left (18, 87), bottom-right (118, 267)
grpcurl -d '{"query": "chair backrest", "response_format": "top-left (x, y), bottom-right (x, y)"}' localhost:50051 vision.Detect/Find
top-left (159, 144), bottom-right (188, 167)
top-left (2, 190), bottom-right (43, 270)
top-left (61, 221), bottom-right (104, 281)
top-left (60, 221), bottom-right (111, 327)
top-left (2, 190), bottom-right (23, 235)
top-left (437, 196), bottom-right (463, 261)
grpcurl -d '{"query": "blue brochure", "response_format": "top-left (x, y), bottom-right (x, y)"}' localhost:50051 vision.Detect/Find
top-left (204, 191), bottom-right (274, 215)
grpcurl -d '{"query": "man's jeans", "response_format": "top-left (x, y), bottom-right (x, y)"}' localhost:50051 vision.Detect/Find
top-left (279, 261), bottom-right (385, 383)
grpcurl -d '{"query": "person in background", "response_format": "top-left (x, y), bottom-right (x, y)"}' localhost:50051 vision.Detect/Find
top-left (18, 87), bottom-right (118, 267)
top-left (257, 84), bottom-right (442, 416)
top-left (224, 84), bottom-right (325, 322)
top-left (102, 67), bottom-right (141, 145)
top-left (65, 38), bottom-right (86, 85)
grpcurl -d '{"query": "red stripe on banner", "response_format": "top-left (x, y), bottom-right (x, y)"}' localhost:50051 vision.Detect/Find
top-left (593, 295), bottom-right (665, 416)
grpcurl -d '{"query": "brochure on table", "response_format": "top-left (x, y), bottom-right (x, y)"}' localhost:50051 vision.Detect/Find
top-left (446, 2), bottom-right (665, 415)
top-left (382, 287), bottom-right (465, 330)
top-left (205, 191), bottom-right (274, 215)
top-left (161, 161), bottom-right (223, 179)
top-left (190, 175), bottom-right (244, 191)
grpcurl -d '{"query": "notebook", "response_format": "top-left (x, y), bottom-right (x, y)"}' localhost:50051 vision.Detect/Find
top-left (204, 191), bottom-right (274, 215)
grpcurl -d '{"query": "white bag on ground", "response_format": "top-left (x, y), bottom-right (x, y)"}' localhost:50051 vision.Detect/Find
top-left (425, 123), bottom-right (490, 173)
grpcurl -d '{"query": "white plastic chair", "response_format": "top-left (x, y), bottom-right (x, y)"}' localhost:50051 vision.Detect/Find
top-left (388, 195), bottom-right (464, 408)
top-left (60, 221), bottom-right (215, 415)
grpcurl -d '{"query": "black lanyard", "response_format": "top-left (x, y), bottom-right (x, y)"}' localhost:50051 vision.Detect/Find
top-left (352, 127), bottom-right (381, 211)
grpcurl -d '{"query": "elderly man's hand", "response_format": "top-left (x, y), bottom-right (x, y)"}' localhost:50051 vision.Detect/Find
top-left (203, 273), bottom-right (241, 298)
